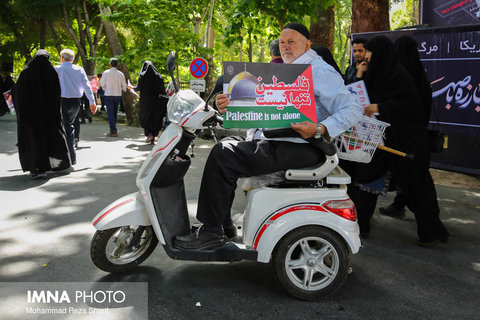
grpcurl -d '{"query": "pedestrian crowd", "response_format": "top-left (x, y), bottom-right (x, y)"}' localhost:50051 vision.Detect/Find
top-left (5, 49), bottom-right (169, 179)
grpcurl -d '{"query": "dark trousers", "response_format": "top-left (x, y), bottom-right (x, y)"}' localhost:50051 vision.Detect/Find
top-left (392, 156), bottom-right (449, 242)
top-left (196, 137), bottom-right (324, 232)
top-left (348, 185), bottom-right (378, 234)
top-left (60, 97), bottom-right (81, 163)
top-left (392, 191), bottom-right (407, 210)
top-left (105, 96), bottom-right (121, 133)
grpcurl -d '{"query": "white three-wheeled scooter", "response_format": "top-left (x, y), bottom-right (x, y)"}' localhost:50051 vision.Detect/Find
top-left (90, 52), bottom-right (361, 300)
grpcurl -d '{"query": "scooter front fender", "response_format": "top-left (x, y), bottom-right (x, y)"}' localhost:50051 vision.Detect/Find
top-left (92, 192), bottom-right (151, 230)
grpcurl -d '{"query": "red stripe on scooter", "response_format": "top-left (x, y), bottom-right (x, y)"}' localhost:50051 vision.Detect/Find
top-left (181, 108), bottom-right (202, 126)
top-left (253, 224), bottom-right (269, 250)
top-left (153, 136), bottom-right (178, 156)
top-left (253, 205), bottom-right (326, 250)
top-left (93, 197), bottom-right (135, 226)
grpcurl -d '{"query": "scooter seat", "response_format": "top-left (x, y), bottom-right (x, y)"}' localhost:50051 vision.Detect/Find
top-left (242, 154), bottom-right (349, 191)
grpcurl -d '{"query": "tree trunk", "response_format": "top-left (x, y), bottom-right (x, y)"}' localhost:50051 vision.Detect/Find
top-left (39, 18), bottom-right (46, 48)
top-left (205, 0), bottom-right (215, 97)
top-left (48, 21), bottom-right (62, 54)
top-left (259, 38), bottom-right (265, 63)
top-left (310, 4), bottom-right (335, 52)
top-left (98, 5), bottom-right (123, 56)
top-left (351, 0), bottom-right (390, 33)
top-left (248, 31), bottom-right (253, 62)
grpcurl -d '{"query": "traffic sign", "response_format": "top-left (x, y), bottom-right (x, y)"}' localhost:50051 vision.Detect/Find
top-left (189, 57), bottom-right (208, 79)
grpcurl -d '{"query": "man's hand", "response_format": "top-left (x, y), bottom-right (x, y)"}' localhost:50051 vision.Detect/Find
top-left (364, 103), bottom-right (378, 116)
top-left (291, 121), bottom-right (322, 139)
top-left (356, 61), bottom-right (368, 78)
top-left (90, 104), bottom-right (97, 115)
top-left (215, 93), bottom-right (230, 114)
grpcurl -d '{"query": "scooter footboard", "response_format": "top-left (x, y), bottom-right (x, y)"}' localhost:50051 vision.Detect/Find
top-left (92, 192), bottom-right (151, 230)
top-left (150, 153), bottom-right (192, 247)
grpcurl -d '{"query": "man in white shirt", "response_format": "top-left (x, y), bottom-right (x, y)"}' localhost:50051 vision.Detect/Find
top-left (54, 48), bottom-right (96, 164)
top-left (99, 58), bottom-right (126, 137)
top-left (174, 23), bottom-right (363, 251)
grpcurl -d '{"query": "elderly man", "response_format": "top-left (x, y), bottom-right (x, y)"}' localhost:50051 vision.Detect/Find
top-left (174, 23), bottom-right (363, 251)
top-left (55, 49), bottom-right (96, 165)
top-left (269, 39), bottom-right (283, 63)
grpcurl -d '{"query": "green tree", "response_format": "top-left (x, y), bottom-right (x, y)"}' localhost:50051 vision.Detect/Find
top-left (390, 0), bottom-right (420, 30)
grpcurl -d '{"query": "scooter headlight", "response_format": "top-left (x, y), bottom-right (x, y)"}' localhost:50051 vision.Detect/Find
top-left (167, 90), bottom-right (205, 124)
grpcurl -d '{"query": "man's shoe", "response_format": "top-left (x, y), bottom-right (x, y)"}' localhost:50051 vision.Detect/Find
top-left (223, 224), bottom-right (237, 239)
top-left (379, 204), bottom-right (407, 220)
top-left (174, 226), bottom-right (226, 251)
top-left (106, 132), bottom-right (118, 137)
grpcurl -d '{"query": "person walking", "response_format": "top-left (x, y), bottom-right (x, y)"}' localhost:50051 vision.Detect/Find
top-left (353, 36), bottom-right (449, 247)
top-left (99, 58), bottom-right (127, 137)
top-left (54, 48), bottom-right (96, 165)
top-left (131, 61), bottom-right (168, 144)
top-left (97, 73), bottom-right (106, 112)
top-left (12, 50), bottom-right (71, 178)
top-left (379, 35), bottom-right (436, 220)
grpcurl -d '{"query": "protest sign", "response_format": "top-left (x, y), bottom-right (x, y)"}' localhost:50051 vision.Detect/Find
top-left (3, 90), bottom-right (14, 114)
top-left (345, 80), bottom-right (370, 109)
top-left (222, 62), bottom-right (317, 128)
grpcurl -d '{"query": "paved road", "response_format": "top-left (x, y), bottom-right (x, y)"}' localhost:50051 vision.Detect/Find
top-left (1, 113), bottom-right (479, 319)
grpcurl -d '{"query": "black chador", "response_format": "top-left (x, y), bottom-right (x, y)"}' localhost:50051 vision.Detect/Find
top-left (349, 36), bottom-right (449, 244)
top-left (12, 50), bottom-right (71, 174)
top-left (135, 61), bottom-right (168, 138)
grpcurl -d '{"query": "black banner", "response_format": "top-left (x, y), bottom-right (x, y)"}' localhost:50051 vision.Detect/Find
top-left (421, 0), bottom-right (480, 27)
top-left (352, 25), bottom-right (480, 175)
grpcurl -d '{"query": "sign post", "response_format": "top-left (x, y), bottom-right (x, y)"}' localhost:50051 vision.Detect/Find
top-left (189, 57), bottom-right (208, 94)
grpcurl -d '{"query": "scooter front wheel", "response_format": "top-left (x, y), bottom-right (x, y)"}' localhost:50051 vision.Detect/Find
top-left (272, 226), bottom-right (350, 300)
top-left (90, 225), bottom-right (158, 273)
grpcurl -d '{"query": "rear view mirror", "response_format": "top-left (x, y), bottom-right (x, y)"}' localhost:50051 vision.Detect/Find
top-left (167, 51), bottom-right (179, 93)
top-left (205, 75), bottom-right (224, 109)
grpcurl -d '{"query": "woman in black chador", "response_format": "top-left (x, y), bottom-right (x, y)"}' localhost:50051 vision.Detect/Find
top-left (134, 61), bottom-right (168, 144)
top-left (380, 35), bottom-right (435, 218)
top-left (12, 50), bottom-right (71, 178)
top-left (350, 35), bottom-right (449, 247)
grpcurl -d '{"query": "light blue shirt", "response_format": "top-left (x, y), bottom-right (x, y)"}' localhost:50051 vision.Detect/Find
top-left (249, 49), bottom-right (363, 142)
top-left (54, 62), bottom-right (95, 105)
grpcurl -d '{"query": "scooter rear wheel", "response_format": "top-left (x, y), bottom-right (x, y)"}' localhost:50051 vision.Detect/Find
top-left (273, 226), bottom-right (350, 300)
top-left (90, 226), bottom-right (158, 273)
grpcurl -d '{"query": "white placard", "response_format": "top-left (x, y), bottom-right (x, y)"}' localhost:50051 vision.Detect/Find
top-left (190, 79), bottom-right (205, 92)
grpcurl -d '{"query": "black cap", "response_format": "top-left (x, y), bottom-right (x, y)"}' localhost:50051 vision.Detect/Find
top-left (282, 23), bottom-right (310, 40)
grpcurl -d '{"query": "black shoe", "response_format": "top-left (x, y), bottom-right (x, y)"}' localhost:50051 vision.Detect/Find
top-left (88, 117), bottom-right (92, 123)
top-left (379, 204), bottom-right (407, 220)
top-left (223, 224), bottom-right (237, 239)
top-left (174, 226), bottom-right (226, 251)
